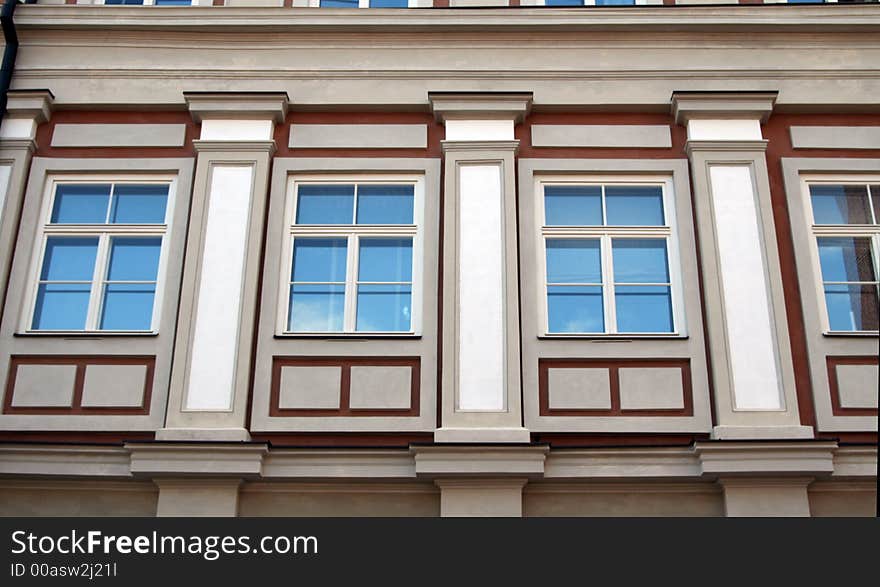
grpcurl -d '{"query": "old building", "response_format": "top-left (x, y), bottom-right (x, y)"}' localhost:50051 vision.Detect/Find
top-left (0, 0), bottom-right (876, 517)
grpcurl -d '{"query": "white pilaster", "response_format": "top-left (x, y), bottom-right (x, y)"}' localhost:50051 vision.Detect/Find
top-left (430, 93), bottom-right (532, 443)
top-left (161, 92), bottom-right (288, 441)
top-left (673, 92), bottom-right (812, 441)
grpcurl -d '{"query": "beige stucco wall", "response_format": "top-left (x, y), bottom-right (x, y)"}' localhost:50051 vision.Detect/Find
top-left (0, 480), bottom-right (158, 516)
top-left (238, 482), bottom-right (441, 516)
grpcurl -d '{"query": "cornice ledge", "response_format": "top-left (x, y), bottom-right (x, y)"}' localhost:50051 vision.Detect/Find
top-left (0, 445), bottom-right (132, 479)
top-left (0, 138), bottom-right (37, 153)
top-left (14, 6), bottom-right (880, 33)
top-left (262, 449), bottom-right (416, 480)
top-left (126, 442), bottom-right (268, 478)
top-left (831, 445), bottom-right (878, 478)
top-left (685, 139), bottom-right (769, 154)
top-left (441, 140), bottom-right (521, 153)
top-left (192, 139), bottom-right (277, 154)
top-left (694, 441), bottom-right (837, 477)
top-left (544, 447), bottom-right (701, 480)
top-left (184, 91), bottom-right (289, 124)
top-left (411, 445), bottom-right (548, 479)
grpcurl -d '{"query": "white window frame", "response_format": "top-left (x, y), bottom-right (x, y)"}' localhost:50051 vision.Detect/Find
top-left (90, 1), bottom-right (203, 6)
top-left (800, 173), bottom-right (880, 335)
top-left (535, 174), bottom-right (686, 338)
top-left (278, 174), bottom-right (425, 336)
top-left (21, 174), bottom-right (177, 335)
top-left (308, 0), bottom-right (428, 8)
top-left (528, 1), bottom-right (658, 7)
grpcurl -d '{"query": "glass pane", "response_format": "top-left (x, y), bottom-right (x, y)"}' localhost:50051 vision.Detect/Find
top-left (810, 185), bottom-right (872, 225)
top-left (110, 185), bottom-right (169, 224)
top-left (358, 238), bottom-right (412, 282)
top-left (51, 184), bottom-right (111, 224)
top-left (545, 239), bottom-right (601, 284)
top-left (871, 185), bottom-right (880, 224)
top-left (291, 238), bottom-right (347, 282)
top-left (605, 185), bottom-right (665, 226)
top-left (288, 284), bottom-right (345, 331)
top-left (547, 285), bottom-right (604, 333)
top-left (597, 0), bottom-right (635, 4)
top-left (817, 237), bottom-right (876, 283)
top-left (100, 284), bottom-right (156, 330)
top-left (370, 0), bottom-right (408, 6)
top-left (32, 283), bottom-right (91, 330)
top-left (105, 0), bottom-right (145, 4)
top-left (612, 239), bottom-right (670, 284)
top-left (615, 285), bottom-right (674, 333)
top-left (356, 284), bottom-right (412, 332)
top-left (544, 185), bottom-right (602, 226)
top-left (154, 0), bottom-right (192, 4)
top-left (40, 237), bottom-right (99, 281)
top-left (356, 185), bottom-right (414, 224)
top-left (106, 237), bottom-right (162, 282)
top-left (320, 0), bottom-right (359, 6)
top-left (295, 185), bottom-right (354, 224)
top-left (825, 284), bottom-right (879, 331)
top-left (545, 0), bottom-right (582, 4)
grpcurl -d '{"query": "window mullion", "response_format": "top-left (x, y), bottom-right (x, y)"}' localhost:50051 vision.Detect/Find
top-left (603, 234), bottom-right (616, 334)
top-left (86, 233), bottom-right (111, 331)
top-left (345, 234), bottom-right (359, 332)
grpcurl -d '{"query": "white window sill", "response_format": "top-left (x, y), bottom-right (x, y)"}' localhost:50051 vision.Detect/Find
top-left (538, 333), bottom-right (688, 341)
top-left (15, 331), bottom-right (159, 337)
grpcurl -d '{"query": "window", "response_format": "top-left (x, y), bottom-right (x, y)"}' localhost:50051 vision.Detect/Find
top-left (545, 0), bottom-right (637, 5)
top-left (282, 177), bottom-right (423, 334)
top-left (26, 178), bottom-right (174, 333)
top-left (805, 180), bottom-right (880, 333)
top-left (104, 1), bottom-right (193, 5)
top-left (319, 0), bottom-right (411, 7)
top-left (538, 177), bottom-right (683, 335)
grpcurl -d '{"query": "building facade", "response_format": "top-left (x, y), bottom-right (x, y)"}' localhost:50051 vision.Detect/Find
top-left (0, 0), bottom-right (877, 517)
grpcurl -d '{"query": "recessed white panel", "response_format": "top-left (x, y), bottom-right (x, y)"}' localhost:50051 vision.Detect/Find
top-left (200, 120), bottom-right (273, 142)
top-left (185, 165), bottom-right (254, 410)
top-left (688, 119), bottom-right (762, 141)
top-left (446, 120), bottom-right (514, 142)
top-left (0, 164), bottom-right (12, 225)
top-left (457, 164), bottom-right (506, 411)
top-left (709, 165), bottom-right (784, 410)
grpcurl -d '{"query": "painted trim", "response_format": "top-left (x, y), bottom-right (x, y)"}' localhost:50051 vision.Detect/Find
top-left (289, 124), bottom-right (428, 150)
top-left (826, 356), bottom-right (879, 417)
top-left (269, 356), bottom-right (421, 417)
top-left (538, 358), bottom-right (694, 417)
top-left (790, 126), bottom-right (880, 150)
top-left (531, 124), bottom-right (672, 149)
top-left (51, 124), bottom-right (187, 148)
top-left (3, 355), bottom-right (154, 416)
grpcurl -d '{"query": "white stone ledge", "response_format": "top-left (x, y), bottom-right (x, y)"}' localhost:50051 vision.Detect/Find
top-left (14, 6), bottom-right (880, 32)
top-left (0, 441), bottom-right (873, 481)
top-left (544, 448), bottom-right (701, 479)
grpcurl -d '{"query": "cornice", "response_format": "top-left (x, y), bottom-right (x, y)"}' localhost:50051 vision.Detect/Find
top-left (685, 139), bottom-right (770, 155)
top-left (192, 139), bottom-right (277, 154)
top-left (441, 140), bottom-right (521, 153)
top-left (13, 6), bottom-right (880, 33)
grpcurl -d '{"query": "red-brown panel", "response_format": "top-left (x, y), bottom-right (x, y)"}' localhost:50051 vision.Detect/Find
top-left (3, 355), bottom-right (155, 416)
top-left (35, 111), bottom-right (199, 159)
top-left (269, 356), bottom-right (421, 417)
top-left (517, 112), bottom-right (686, 160)
top-left (762, 113), bottom-right (880, 429)
top-left (826, 355), bottom-right (879, 417)
top-left (538, 358), bottom-right (693, 417)
top-left (275, 112), bottom-right (444, 159)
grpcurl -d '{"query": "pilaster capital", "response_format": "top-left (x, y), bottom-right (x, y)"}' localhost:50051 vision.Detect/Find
top-left (671, 91), bottom-right (777, 125)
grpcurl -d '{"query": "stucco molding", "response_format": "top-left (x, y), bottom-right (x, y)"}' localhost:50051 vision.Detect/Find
top-left (429, 92), bottom-right (532, 123)
top-left (671, 91), bottom-right (778, 125)
top-left (544, 448), bottom-right (701, 479)
top-left (184, 92), bottom-right (289, 123)
top-left (14, 6), bottom-right (880, 33)
top-left (695, 442), bottom-right (837, 477)
top-left (412, 445), bottom-right (548, 478)
top-left (0, 445), bottom-right (132, 478)
top-left (126, 443), bottom-right (268, 478)
top-left (3, 90), bottom-right (54, 125)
